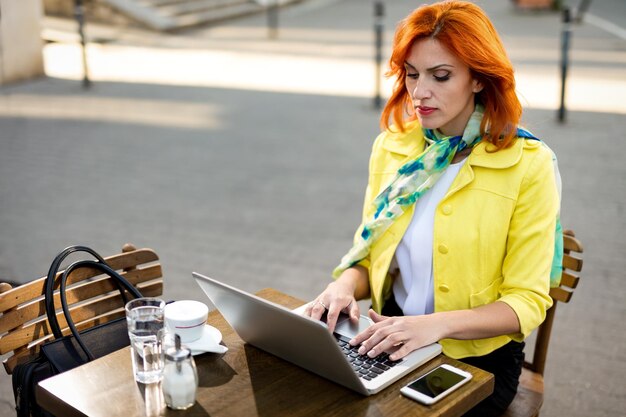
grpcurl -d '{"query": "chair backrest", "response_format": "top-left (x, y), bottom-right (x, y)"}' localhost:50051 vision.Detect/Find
top-left (525, 229), bottom-right (583, 375)
top-left (0, 243), bottom-right (163, 374)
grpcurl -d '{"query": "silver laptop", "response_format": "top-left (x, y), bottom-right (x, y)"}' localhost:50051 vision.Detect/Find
top-left (192, 272), bottom-right (442, 395)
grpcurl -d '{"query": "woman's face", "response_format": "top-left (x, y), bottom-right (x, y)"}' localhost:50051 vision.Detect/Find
top-left (404, 38), bottom-right (483, 137)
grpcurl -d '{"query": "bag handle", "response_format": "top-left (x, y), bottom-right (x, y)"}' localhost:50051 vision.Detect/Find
top-left (45, 246), bottom-right (107, 338)
top-left (54, 260), bottom-right (143, 361)
top-left (44, 245), bottom-right (141, 338)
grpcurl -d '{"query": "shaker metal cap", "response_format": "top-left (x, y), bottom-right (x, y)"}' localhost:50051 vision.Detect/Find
top-left (165, 333), bottom-right (192, 362)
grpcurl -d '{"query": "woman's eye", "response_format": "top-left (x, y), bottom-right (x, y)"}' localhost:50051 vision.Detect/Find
top-left (406, 72), bottom-right (418, 80)
top-left (434, 73), bottom-right (450, 82)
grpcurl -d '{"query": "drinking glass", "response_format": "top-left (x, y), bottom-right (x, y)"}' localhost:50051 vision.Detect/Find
top-left (125, 297), bottom-right (166, 384)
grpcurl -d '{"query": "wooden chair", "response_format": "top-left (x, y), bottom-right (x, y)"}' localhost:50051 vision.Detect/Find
top-left (502, 229), bottom-right (584, 417)
top-left (0, 243), bottom-right (163, 375)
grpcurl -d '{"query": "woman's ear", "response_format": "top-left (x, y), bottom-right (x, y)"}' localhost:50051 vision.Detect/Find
top-left (472, 79), bottom-right (484, 94)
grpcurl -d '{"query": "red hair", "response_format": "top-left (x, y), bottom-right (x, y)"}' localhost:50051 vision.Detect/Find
top-left (381, 1), bottom-right (522, 149)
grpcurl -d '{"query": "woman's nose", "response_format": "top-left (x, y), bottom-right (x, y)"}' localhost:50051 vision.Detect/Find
top-left (412, 81), bottom-right (431, 100)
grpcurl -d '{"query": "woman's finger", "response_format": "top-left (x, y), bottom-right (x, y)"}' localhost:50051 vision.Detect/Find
top-left (308, 300), bottom-right (328, 322)
top-left (368, 309), bottom-right (389, 323)
top-left (389, 341), bottom-right (412, 361)
top-left (361, 327), bottom-right (407, 357)
top-left (347, 300), bottom-right (360, 322)
top-left (354, 321), bottom-right (395, 355)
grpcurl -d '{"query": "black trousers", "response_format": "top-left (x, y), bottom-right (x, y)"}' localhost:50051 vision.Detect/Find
top-left (381, 295), bottom-right (524, 417)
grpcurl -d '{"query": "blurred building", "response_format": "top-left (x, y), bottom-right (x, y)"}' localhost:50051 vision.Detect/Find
top-left (0, 0), bottom-right (45, 85)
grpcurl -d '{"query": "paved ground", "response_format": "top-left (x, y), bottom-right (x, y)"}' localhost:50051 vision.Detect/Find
top-left (1, 0), bottom-right (625, 415)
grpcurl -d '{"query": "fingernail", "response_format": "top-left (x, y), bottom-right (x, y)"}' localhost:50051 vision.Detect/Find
top-left (367, 349), bottom-right (376, 358)
top-left (349, 338), bottom-right (357, 345)
top-left (358, 346), bottom-right (366, 355)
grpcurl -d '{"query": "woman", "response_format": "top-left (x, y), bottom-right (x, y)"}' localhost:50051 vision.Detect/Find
top-left (304, 1), bottom-right (560, 415)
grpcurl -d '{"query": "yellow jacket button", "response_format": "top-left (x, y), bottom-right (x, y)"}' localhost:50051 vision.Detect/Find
top-left (442, 205), bottom-right (452, 215)
top-left (438, 244), bottom-right (449, 254)
top-left (438, 285), bottom-right (450, 293)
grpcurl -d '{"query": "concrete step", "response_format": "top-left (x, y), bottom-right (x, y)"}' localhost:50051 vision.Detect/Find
top-left (102, 0), bottom-right (267, 31)
top-left (171, 3), bottom-right (265, 29)
top-left (141, 0), bottom-right (194, 6)
top-left (158, 0), bottom-right (256, 17)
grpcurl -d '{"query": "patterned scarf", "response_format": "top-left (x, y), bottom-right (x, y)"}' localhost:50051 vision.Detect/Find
top-left (332, 105), bottom-right (547, 279)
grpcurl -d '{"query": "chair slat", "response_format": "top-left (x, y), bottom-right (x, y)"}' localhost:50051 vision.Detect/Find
top-left (560, 271), bottom-right (579, 289)
top-left (563, 232), bottom-right (583, 253)
top-left (0, 298), bottom-right (46, 335)
top-left (135, 282), bottom-right (164, 298)
top-left (69, 281), bottom-right (165, 330)
top-left (0, 318), bottom-right (52, 355)
top-left (0, 281), bottom-right (162, 355)
top-left (0, 249), bottom-right (159, 312)
top-left (549, 286), bottom-right (573, 303)
top-left (562, 254), bottom-right (583, 273)
top-left (58, 265), bottom-right (161, 314)
top-left (0, 265), bottom-right (162, 334)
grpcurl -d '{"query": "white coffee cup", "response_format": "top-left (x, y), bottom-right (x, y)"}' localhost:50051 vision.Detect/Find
top-left (164, 300), bottom-right (209, 343)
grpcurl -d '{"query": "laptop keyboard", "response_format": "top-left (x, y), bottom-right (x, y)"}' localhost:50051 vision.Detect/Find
top-left (335, 334), bottom-right (400, 381)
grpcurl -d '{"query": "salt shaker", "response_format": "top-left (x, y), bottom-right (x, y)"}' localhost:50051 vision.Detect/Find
top-left (162, 334), bottom-right (198, 410)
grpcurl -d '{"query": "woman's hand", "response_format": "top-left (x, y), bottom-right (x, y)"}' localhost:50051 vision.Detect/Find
top-left (303, 266), bottom-right (370, 333)
top-left (349, 302), bottom-right (521, 361)
top-left (303, 280), bottom-right (359, 333)
top-left (349, 310), bottom-right (445, 361)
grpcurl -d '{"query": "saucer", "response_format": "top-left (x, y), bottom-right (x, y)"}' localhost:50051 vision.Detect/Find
top-left (185, 325), bottom-right (228, 355)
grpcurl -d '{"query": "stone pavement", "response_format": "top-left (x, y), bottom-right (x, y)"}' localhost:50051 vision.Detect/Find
top-left (0, 0), bottom-right (625, 415)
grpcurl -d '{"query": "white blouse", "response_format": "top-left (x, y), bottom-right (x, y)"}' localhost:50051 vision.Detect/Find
top-left (392, 159), bottom-right (465, 316)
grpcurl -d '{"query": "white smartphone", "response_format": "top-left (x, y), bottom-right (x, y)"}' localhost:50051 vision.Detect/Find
top-left (400, 364), bottom-right (473, 405)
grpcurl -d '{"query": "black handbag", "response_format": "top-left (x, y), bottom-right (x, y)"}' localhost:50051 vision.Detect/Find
top-left (12, 245), bottom-right (144, 417)
top-left (41, 259), bottom-right (143, 373)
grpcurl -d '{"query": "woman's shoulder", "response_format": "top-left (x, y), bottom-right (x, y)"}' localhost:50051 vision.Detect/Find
top-left (470, 136), bottom-right (554, 171)
top-left (518, 137), bottom-right (556, 165)
top-left (371, 119), bottom-right (424, 155)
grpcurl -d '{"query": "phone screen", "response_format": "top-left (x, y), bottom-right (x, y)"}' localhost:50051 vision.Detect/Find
top-left (406, 366), bottom-right (467, 398)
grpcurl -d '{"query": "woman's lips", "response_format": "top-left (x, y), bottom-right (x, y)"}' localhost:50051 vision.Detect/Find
top-left (416, 106), bottom-right (436, 116)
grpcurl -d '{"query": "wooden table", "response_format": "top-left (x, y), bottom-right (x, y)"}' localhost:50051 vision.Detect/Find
top-left (36, 289), bottom-right (494, 417)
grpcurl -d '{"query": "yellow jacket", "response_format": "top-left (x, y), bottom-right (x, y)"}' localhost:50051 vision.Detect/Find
top-left (354, 120), bottom-right (558, 359)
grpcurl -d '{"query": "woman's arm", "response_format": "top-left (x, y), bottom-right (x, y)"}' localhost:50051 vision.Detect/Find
top-left (351, 301), bottom-right (519, 360)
